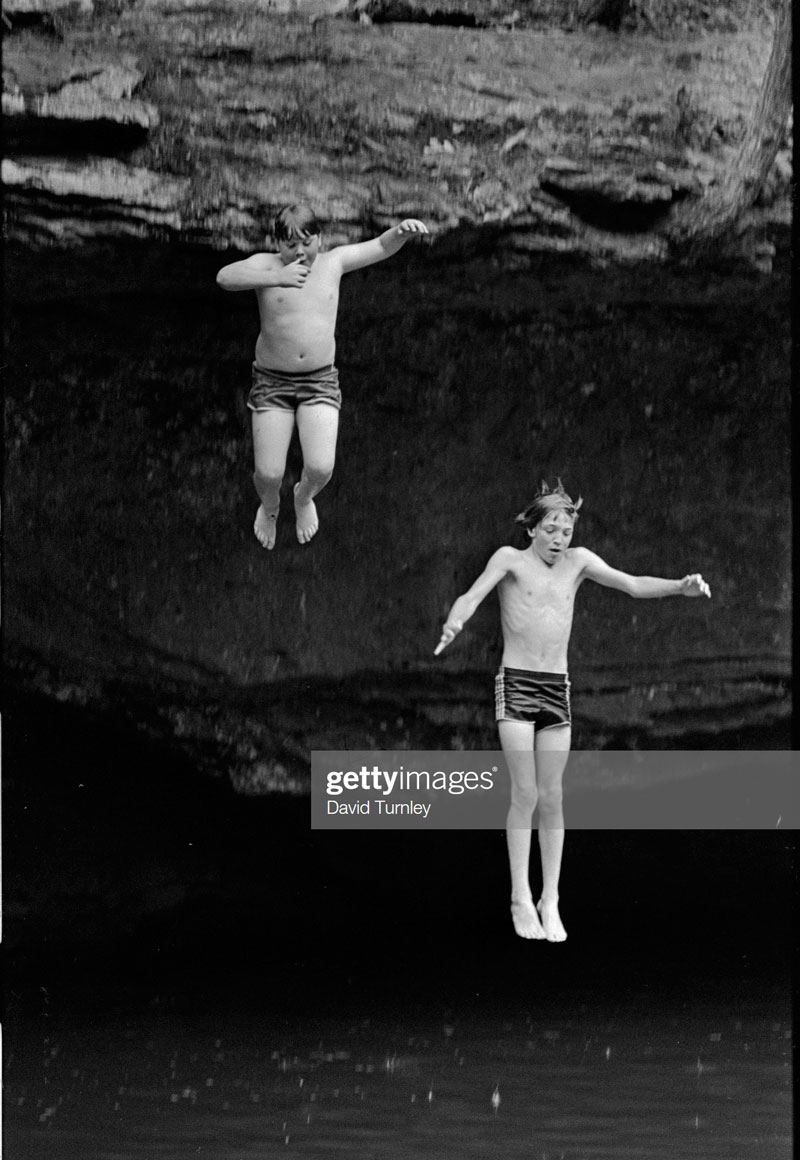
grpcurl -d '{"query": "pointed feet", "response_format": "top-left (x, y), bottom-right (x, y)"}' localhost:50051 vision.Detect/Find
top-left (537, 898), bottom-right (567, 942)
top-left (511, 898), bottom-right (546, 940)
top-left (254, 504), bottom-right (279, 549)
top-left (294, 483), bottom-right (319, 544)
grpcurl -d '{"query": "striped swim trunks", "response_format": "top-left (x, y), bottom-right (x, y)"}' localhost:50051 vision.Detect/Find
top-left (495, 668), bottom-right (571, 731)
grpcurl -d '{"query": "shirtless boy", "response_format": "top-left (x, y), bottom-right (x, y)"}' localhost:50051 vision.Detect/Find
top-left (217, 205), bottom-right (429, 548)
top-left (434, 481), bottom-right (711, 943)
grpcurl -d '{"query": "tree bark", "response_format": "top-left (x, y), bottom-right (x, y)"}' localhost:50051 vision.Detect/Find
top-left (664, 0), bottom-right (792, 257)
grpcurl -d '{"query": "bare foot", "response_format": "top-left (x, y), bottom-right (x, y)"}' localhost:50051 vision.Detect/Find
top-left (537, 898), bottom-right (567, 943)
top-left (254, 504), bottom-right (278, 549)
top-left (510, 898), bottom-right (546, 940)
top-left (293, 483), bottom-right (319, 544)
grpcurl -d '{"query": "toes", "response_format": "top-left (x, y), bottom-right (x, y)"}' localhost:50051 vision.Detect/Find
top-left (512, 902), bottom-right (547, 940)
top-left (254, 507), bottom-right (279, 549)
top-left (295, 501), bottom-right (319, 544)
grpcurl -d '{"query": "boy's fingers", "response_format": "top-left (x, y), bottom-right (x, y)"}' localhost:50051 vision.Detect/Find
top-left (434, 619), bottom-right (461, 655)
top-left (685, 574), bottom-right (710, 597)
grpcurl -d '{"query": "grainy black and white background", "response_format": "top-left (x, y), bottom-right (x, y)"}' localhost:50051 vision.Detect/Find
top-left (3, 0), bottom-right (792, 1155)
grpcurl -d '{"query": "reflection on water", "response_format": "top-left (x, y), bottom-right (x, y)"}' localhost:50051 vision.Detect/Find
top-left (6, 1003), bottom-right (791, 1159)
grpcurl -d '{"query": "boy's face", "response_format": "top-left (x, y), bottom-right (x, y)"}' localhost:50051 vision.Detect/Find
top-left (275, 230), bottom-right (321, 268)
top-left (529, 510), bottom-right (575, 564)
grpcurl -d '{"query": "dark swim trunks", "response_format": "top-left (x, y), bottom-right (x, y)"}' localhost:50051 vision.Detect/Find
top-left (495, 668), bottom-right (571, 731)
top-left (247, 363), bottom-right (342, 412)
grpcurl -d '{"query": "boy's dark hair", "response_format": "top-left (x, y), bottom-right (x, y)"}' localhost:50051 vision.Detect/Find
top-left (515, 479), bottom-right (582, 532)
top-left (272, 204), bottom-right (322, 242)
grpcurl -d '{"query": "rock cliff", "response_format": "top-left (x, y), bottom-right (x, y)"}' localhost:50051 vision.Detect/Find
top-left (2, 0), bottom-right (791, 788)
top-left (2, 0), bottom-right (791, 265)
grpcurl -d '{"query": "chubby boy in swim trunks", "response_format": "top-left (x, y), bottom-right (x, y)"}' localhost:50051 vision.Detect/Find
top-left (434, 481), bottom-right (711, 943)
top-left (216, 205), bottom-right (428, 548)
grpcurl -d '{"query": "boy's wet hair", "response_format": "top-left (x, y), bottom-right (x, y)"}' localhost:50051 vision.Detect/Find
top-left (515, 479), bottom-right (582, 532)
top-left (272, 204), bottom-right (322, 242)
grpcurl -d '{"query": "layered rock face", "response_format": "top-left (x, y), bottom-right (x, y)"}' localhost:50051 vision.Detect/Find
top-left (2, 0), bottom-right (791, 262)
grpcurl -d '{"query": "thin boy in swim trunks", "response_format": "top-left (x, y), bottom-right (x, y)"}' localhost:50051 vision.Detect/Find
top-left (434, 481), bottom-right (711, 943)
top-left (216, 205), bottom-right (429, 548)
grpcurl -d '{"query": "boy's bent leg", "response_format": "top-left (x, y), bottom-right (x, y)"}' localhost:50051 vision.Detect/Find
top-left (498, 720), bottom-right (546, 940)
top-left (534, 725), bottom-right (571, 942)
top-left (294, 403), bottom-right (339, 544)
top-left (252, 409), bottom-right (296, 549)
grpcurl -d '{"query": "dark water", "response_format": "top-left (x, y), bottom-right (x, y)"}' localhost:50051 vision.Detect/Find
top-left (5, 995), bottom-right (792, 1159)
top-left (4, 797), bottom-right (795, 1158)
top-left (4, 719), bottom-right (795, 1159)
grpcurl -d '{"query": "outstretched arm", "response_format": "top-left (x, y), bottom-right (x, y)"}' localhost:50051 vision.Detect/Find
top-left (216, 253), bottom-right (309, 291)
top-left (335, 220), bottom-right (429, 274)
top-left (579, 549), bottom-right (711, 599)
top-left (434, 549), bottom-right (513, 656)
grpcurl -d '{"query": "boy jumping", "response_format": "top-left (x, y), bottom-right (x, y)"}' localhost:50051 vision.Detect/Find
top-left (434, 481), bottom-right (711, 943)
top-left (216, 205), bottom-right (428, 548)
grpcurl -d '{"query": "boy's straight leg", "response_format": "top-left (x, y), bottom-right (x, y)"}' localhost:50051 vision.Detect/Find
top-left (499, 719), bottom-right (546, 939)
top-left (293, 402), bottom-right (339, 543)
top-left (534, 724), bottom-right (571, 942)
top-left (251, 409), bottom-right (296, 548)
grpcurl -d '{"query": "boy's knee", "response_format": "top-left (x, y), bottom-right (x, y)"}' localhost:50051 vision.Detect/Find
top-left (537, 786), bottom-right (563, 815)
top-left (254, 465), bottom-right (284, 489)
top-left (303, 463), bottom-right (334, 489)
top-left (510, 786), bottom-right (538, 817)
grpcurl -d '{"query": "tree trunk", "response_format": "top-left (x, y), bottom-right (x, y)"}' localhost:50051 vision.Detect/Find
top-left (665, 0), bottom-right (792, 258)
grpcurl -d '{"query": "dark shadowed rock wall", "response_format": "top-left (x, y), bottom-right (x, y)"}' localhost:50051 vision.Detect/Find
top-left (4, 240), bottom-right (791, 777)
top-left (2, 0), bottom-right (792, 791)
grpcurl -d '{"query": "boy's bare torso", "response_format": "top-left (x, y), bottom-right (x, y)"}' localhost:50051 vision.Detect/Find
top-left (255, 252), bottom-right (342, 371)
top-left (498, 546), bottom-right (587, 672)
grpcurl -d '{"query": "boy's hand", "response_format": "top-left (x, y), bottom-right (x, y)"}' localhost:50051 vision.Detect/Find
top-left (434, 619), bottom-right (463, 656)
top-left (277, 258), bottom-right (310, 288)
top-left (680, 573), bottom-right (711, 598)
top-left (396, 219), bottom-right (429, 239)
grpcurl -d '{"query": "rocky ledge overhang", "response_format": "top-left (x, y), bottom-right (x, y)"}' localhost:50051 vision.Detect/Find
top-left (1, 0), bottom-right (792, 265)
